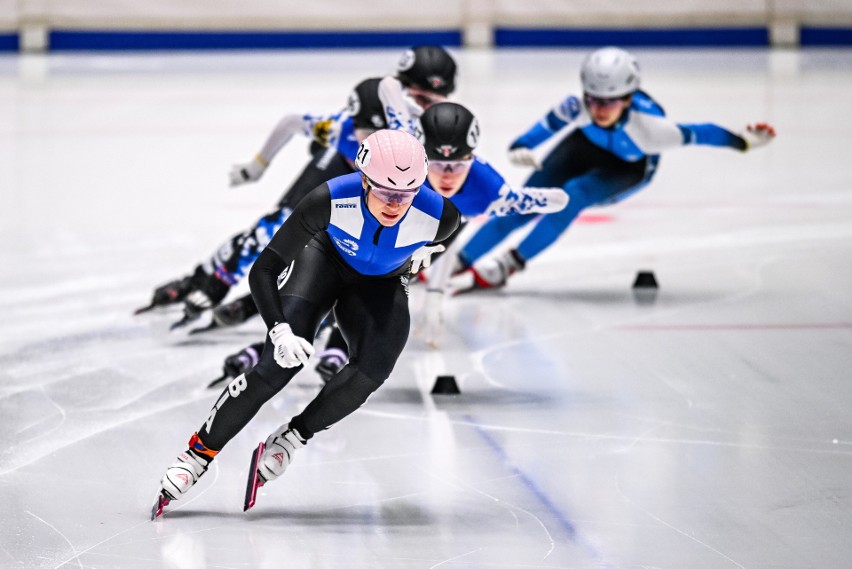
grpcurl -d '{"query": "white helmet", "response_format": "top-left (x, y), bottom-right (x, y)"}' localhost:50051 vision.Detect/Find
top-left (580, 47), bottom-right (640, 98)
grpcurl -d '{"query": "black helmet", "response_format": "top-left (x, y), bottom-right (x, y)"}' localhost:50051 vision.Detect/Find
top-left (396, 45), bottom-right (457, 96)
top-left (346, 77), bottom-right (388, 131)
top-left (418, 102), bottom-right (479, 161)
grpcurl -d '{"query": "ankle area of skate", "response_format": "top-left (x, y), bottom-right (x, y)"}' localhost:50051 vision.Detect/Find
top-left (160, 433), bottom-right (218, 500)
top-left (258, 425), bottom-right (307, 482)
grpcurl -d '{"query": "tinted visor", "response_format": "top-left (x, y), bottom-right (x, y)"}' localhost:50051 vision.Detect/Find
top-left (366, 178), bottom-right (419, 205)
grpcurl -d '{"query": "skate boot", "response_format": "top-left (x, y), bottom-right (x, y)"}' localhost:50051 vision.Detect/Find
top-left (314, 348), bottom-right (347, 384)
top-left (208, 343), bottom-right (263, 388)
top-left (190, 294), bottom-right (259, 335)
top-left (453, 249), bottom-right (525, 294)
top-left (152, 437), bottom-right (213, 519)
top-left (171, 270), bottom-right (233, 331)
top-left (244, 425), bottom-right (306, 511)
top-left (213, 295), bottom-right (258, 328)
top-left (135, 276), bottom-right (193, 314)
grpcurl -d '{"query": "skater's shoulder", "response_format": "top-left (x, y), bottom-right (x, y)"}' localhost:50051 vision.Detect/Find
top-left (630, 90), bottom-right (665, 117)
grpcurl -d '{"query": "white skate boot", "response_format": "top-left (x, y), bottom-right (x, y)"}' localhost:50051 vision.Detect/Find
top-left (451, 249), bottom-right (525, 294)
top-left (244, 425), bottom-right (306, 511)
top-left (152, 450), bottom-right (210, 519)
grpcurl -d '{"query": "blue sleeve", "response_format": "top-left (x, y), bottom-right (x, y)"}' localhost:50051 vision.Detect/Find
top-left (510, 95), bottom-right (581, 150)
top-left (678, 123), bottom-right (746, 151)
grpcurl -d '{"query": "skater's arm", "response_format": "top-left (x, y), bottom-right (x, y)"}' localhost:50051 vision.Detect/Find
top-left (510, 95), bottom-right (582, 151)
top-left (409, 198), bottom-right (461, 274)
top-left (677, 123), bottom-right (747, 151)
top-left (230, 113), bottom-right (315, 186)
top-left (485, 184), bottom-right (569, 217)
top-left (258, 113), bottom-right (320, 164)
top-left (248, 185), bottom-right (331, 329)
top-left (247, 249), bottom-right (288, 329)
top-left (678, 122), bottom-right (776, 151)
top-left (433, 198), bottom-right (462, 243)
top-left (377, 76), bottom-right (420, 135)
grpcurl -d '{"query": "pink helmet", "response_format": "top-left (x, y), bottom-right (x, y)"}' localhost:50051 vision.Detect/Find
top-left (354, 129), bottom-right (428, 191)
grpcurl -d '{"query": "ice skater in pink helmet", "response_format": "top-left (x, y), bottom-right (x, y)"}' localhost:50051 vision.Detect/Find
top-left (152, 129), bottom-right (461, 518)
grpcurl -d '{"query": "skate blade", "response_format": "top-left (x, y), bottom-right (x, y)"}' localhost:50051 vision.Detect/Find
top-left (151, 491), bottom-right (170, 520)
top-left (447, 270), bottom-right (477, 296)
top-left (207, 374), bottom-right (229, 389)
top-left (169, 313), bottom-right (199, 331)
top-left (243, 442), bottom-right (266, 512)
top-left (134, 302), bottom-right (157, 315)
top-left (188, 320), bottom-right (221, 335)
top-left (448, 270), bottom-right (501, 296)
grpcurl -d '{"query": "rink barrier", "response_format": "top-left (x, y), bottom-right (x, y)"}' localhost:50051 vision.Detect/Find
top-left (46, 29), bottom-right (463, 51)
top-left (5, 26), bottom-right (852, 52)
top-left (800, 26), bottom-right (852, 45)
top-left (0, 33), bottom-right (18, 51)
top-left (494, 27), bottom-right (769, 47)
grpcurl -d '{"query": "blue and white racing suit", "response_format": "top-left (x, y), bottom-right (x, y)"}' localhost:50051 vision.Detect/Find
top-left (458, 90), bottom-right (748, 266)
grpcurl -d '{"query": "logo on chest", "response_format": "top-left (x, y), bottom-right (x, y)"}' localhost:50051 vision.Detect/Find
top-left (333, 237), bottom-right (359, 256)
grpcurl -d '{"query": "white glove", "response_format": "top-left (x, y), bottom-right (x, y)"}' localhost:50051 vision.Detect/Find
top-left (740, 123), bottom-right (776, 151)
top-left (508, 147), bottom-right (542, 170)
top-left (229, 155), bottom-right (267, 187)
top-left (423, 290), bottom-right (444, 349)
top-left (410, 245), bottom-right (445, 274)
top-left (269, 322), bottom-right (314, 368)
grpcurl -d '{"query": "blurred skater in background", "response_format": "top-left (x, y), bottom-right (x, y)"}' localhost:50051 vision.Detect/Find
top-left (451, 46), bottom-right (776, 292)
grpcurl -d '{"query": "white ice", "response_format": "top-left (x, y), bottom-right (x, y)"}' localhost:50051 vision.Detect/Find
top-left (1, 47), bottom-right (851, 569)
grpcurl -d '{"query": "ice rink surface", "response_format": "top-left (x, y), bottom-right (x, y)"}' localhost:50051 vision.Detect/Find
top-left (1, 46), bottom-right (851, 568)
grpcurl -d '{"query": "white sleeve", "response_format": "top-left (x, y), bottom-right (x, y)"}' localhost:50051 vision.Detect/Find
top-left (484, 184), bottom-right (570, 217)
top-left (624, 112), bottom-right (685, 155)
top-left (377, 76), bottom-right (420, 135)
top-left (256, 113), bottom-right (313, 165)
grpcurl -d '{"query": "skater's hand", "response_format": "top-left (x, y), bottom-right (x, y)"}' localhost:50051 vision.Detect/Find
top-left (740, 123), bottom-right (776, 150)
top-left (229, 155), bottom-right (267, 187)
top-left (508, 147), bottom-right (542, 170)
top-left (410, 245), bottom-right (445, 274)
top-left (269, 322), bottom-right (314, 368)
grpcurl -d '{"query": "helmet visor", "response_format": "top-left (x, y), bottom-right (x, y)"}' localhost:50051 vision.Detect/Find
top-left (406, 86), bottom-right (448, 109)
top-left (428, 157), bottom-right (473, 175)
top-left (366, 178), bottom-right (419, 205)
top-left (583, 93), bottom-right (628, 109)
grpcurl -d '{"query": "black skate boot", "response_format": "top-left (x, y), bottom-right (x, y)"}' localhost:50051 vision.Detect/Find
top-left (189, 294), bottom-right (258, 335)
top-left (208, 342), bottom-right (264, 388)
top-left (134, 276), bottom-right (193, 314)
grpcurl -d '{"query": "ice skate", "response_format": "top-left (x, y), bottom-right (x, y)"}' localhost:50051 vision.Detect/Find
top-left (450, 250), bottom-right (525, 295)
top-left (151, 449), bottom-right (210, 519)
top-left (207, 343), bottom-right (263, 388)
top-left (314, 348), bottom-right (347, 384)
top-left (244, 426), bottom-right (305, 511)
top-left (134, 276), bottom-right (193, 314)
top-left (189, 294), bottom-right (257, 334)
